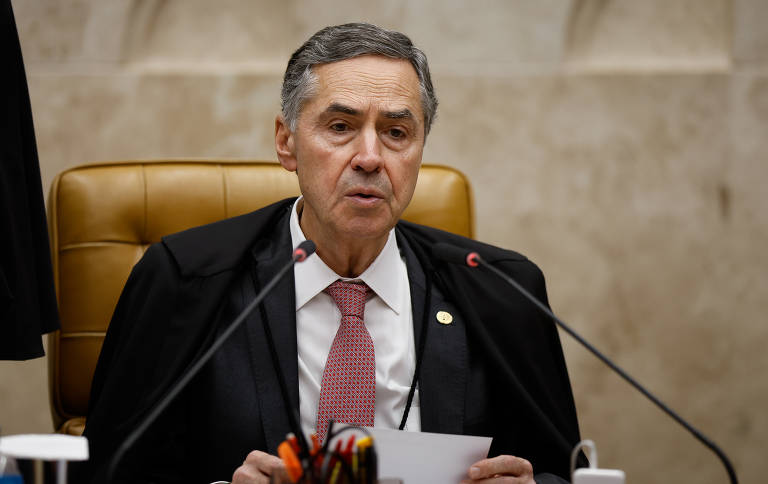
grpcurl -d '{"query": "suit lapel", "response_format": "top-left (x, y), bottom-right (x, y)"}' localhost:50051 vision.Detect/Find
top-left (242, 218), bottom-right (470, 450)
top-left (398, 229), bottom-right (467, 435)
top-left (244, 213), bottom-right (299, 453)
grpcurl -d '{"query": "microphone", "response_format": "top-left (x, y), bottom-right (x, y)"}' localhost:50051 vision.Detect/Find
top-left (432, 242), bottom-right (738, 484)
top-left (431, 241), bottom-right (479, 267)
top-left (293, 240), bottom-right (315, 262)
top-left (105, 240), bottom-right (317, 482)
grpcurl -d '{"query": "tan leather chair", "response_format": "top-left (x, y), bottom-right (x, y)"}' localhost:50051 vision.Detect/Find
top-left (48, 160), bottom-right (474, 436)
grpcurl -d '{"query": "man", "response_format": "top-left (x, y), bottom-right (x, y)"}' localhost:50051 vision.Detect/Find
top-left (78, 23), bottom-right (582, 484)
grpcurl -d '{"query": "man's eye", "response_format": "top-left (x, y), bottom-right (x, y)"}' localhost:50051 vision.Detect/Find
top-left (389, 128), bottom-right (405, 139)
top-left (330, 123), bottom-right (348, 132)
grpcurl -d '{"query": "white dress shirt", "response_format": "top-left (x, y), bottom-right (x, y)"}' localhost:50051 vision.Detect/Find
top-left (289, 198), bottom-right (420, 437)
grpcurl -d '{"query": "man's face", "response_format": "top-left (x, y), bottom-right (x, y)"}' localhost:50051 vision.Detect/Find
top-left (276, 55), bottom-right (425, 244)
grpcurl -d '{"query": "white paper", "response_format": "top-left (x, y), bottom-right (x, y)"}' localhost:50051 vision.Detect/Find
top-left (369, 428), bottom-right (492, 484)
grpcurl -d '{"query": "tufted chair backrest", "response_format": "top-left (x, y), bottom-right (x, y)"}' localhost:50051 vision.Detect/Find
top-left (47, 160), bottom-right (474, 435)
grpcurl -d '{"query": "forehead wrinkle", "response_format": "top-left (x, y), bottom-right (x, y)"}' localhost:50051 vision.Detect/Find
top-left (319, 81), bottom-right (420, 119)
top-left (324, 69), bottom-right (415, 92)
top-left (307, 56), bottom-right (425, 130)
top-left (321, 79), bottom-right (418, 111)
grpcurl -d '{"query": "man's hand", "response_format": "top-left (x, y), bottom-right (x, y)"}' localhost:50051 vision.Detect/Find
top-left (460, 455), bottom-right (536, 483)
top-left (231, 450), bottom-right (291, 484)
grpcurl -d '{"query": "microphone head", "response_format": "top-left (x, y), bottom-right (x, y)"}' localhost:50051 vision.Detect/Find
top-left (432, 242), bottom-right (480, 268)
top-left (294, 240), bottom-right (316, 262)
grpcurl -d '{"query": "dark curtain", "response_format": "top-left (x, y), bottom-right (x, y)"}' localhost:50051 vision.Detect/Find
top-left (0, 0), bottom-right (60, 360)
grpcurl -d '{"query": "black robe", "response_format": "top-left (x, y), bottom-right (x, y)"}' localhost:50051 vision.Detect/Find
top-left (0, 0), bottom-right (60, 360)
top-left (76, 199), bottom-right (583, 483)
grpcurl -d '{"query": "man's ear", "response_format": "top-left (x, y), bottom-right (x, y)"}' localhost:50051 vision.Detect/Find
top-left (275, 115), bottom-right (297, 172)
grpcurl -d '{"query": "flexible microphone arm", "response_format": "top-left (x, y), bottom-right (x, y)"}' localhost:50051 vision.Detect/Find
top-left (105, 240), bottom-right (317, 482)
top-left (432, 242), bottom-right (738, 484)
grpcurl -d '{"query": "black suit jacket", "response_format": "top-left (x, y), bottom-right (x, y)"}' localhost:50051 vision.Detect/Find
top-left (78, 198), bottom-right (581, 483)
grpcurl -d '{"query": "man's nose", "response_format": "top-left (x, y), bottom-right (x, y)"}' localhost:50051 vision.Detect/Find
top-left (350, 127), bottom-right (383, 172)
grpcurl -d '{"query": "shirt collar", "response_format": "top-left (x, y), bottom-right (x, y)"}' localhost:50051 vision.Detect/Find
top-left (289, 197), bottom-right (403, 314)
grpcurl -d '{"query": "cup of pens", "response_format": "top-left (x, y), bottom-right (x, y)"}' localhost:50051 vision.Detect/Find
top-left (277, 421), bottom-right (392, 484)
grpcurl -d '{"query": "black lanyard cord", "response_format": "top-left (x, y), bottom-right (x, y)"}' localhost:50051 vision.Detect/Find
top-left (398, 268), bottom-right (433, 430)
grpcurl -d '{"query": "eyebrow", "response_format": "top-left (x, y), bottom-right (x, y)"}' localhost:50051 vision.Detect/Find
top-left (384, 109), bottom-right (413, 120)
top-left (326, 103), bottom-right (359, 116)
top-left (324, 103), bottom-right (414, 121)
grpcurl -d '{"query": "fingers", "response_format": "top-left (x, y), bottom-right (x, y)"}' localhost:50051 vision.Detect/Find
top-left (461, 455), bottom-right (534, 483)
top-left (249, 451), bottom-right (286, 477)
top-left (232, 450), bottom-right (289, 484)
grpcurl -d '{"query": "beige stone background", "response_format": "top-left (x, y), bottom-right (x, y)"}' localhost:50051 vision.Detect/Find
top-left (1, 0), bottom-right (766, 482)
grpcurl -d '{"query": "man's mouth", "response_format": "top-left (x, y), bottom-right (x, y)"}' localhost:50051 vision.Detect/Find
top-left (348, 193), bottom-right (380, 202)
top-left (345, 188), bottom-right (385, 205)
top-left (346, 187), bottom-right (385, 199)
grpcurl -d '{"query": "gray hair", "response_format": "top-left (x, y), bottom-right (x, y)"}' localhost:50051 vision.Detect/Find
top-left (281, 23), bottom-right (438, 136)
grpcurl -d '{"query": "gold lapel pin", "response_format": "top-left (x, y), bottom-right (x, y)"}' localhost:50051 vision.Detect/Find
top-left (436, 311), bottom-right (453, 325)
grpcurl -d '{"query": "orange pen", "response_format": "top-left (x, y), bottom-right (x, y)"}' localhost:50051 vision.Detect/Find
top-left (286, 432), bottom-right (301, 454)
top-left (311, 432), bottom-right (321, 454)
top-left (278, 440), bottom-right (303, 483)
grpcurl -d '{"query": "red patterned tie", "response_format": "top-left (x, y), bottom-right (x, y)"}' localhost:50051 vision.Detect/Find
top-left (316, 280), bottom-right (375, 440)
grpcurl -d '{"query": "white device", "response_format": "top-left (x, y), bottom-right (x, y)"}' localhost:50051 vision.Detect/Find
top-left (0, 434), bottom-right (88, 484)
top-left (571, 440), bottom-right (625, 484)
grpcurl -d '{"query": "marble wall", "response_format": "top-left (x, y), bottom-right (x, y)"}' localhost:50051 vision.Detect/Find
top-left (2, 1), bottom-right (765, 482)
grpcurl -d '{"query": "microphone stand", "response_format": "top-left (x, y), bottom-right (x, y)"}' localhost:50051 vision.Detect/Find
top-left (434, 243), bottom-right (738, 484)
top-left (104, 241), bottom-right (316, 482)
